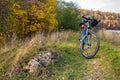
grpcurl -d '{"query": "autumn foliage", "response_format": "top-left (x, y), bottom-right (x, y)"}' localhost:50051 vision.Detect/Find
top-left (1, 0), bottom-right (120, 46)
top-left (0, 0), bottom-right (58, 44)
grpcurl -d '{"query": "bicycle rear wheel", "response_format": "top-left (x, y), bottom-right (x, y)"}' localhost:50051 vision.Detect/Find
top-left (80, 30), bottom-right (100, 59)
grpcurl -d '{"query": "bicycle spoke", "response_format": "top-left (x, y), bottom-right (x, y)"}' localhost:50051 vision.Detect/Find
top-left (80, 30), bottom-right (100, 58)
top-left (80, 15), bottom-right (100, 59)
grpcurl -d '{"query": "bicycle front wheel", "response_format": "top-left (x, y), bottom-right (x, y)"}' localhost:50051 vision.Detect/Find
top-left (80, 30), bottom-right (100, 59)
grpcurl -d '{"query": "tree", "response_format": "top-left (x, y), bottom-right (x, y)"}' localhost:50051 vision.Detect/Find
top-left (8, 0), bottom-right (58, 37)
top-left (56, 1), bottom-right (81, 30)
top-left (0, 0), bottom-right (58, 44)
top-left (19, 0), bottom-right (58, 34)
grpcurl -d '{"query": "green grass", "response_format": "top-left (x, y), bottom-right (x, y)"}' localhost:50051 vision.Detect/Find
top-left (0, 31), bottom-right (120, 80)
top-left (98, 41), bottom-right (120, 80)
top-left (45, 33), bottom-right (84, 80)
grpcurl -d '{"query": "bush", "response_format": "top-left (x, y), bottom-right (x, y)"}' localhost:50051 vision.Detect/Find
top-left (56, 1), bottom-right (81, 31)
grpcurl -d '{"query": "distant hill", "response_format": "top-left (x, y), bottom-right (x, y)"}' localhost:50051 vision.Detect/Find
top-left (79, 9), bottom-right (120, 30)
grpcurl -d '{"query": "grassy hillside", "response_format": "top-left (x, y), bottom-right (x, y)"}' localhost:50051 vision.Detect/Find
top-left (0, 31), bottom-right (120, 80)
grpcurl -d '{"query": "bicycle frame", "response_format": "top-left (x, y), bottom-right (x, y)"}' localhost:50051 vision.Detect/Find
top-left (79, 15), bottom-right (100, 59)
top-left (80, 22), bottom-right (90, 44)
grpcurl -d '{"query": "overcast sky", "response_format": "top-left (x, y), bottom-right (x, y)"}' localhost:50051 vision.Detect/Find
top-left (63, 0), bottom-right (120, 13)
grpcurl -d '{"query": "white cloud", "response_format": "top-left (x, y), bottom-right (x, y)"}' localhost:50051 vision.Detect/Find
top-left (64, 0), bottom-right (120, 13)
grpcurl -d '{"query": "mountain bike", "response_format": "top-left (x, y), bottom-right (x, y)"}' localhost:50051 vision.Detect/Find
top-left (79, 15), bottom-right (100, 59)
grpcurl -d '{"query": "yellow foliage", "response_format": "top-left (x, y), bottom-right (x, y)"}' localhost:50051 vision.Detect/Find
top-left (0, 36), bottom-right (4, 43)
top-left (41, 0), bottom-right (58, 31)
top-left (13, 3), bottom-right (27, 18)
top-left (30, 25), bottom-right (37, 32)
top-left (30, 5), bottom-right (45, 19)
top-left (0, 36), bottom-right (3, 40)
top-left (1, 0), bottom-right (58, 39)
top-left (36, 10), bottom-right (45, 19)
top-left (13, 3), bottom-right (21, 8)
top-left (9, 3), bottom-right (28, 35)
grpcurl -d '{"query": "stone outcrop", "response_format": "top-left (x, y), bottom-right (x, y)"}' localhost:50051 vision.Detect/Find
top-left (23, 49), bottom-right (58, 73)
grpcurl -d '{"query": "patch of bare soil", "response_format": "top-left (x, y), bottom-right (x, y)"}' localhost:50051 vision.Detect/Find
top-left (82, 58), bottom-right (105, 80)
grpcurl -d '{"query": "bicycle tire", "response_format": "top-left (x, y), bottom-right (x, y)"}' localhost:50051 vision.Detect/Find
top-left (80, 29), bottom-right (100, 59)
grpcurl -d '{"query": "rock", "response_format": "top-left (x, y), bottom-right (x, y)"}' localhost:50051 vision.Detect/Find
top-left (23, 49), bottom-right (58, 73)
top-left (25, 59), bottom-right (41, 73)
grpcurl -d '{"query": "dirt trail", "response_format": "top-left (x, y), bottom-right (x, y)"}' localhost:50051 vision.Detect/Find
top-left (81, 58), bottom-right (105, 80)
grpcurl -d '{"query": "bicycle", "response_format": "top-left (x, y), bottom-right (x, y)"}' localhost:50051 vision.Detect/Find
top-left (79, 15), bottom-right (100, 59)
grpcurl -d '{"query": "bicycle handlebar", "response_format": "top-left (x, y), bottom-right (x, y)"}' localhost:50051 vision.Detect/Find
top-left (82, 15), bottom-right (90, 20)
top-left (82, 15), bottom-right (101, 23)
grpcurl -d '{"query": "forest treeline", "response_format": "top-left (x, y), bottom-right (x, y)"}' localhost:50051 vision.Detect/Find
top-left (80, 9), bottom-right (120, 29)
top-left (0, 0), bottom-right (58, 38)
top-left (0, 0), bottom-right (80, 47)
top-left (80, 9), bottom-right (120, 20)
top-left (0, 0), bottom-right (120, 46)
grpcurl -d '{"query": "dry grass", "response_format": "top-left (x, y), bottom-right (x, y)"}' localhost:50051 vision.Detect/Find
top-left (1, 30), bottom-right (120, 80)
top-left (48, 30), bottom-right (75, 42)
top-left (98, 29), bottom-right (120, 44)
top-left (0, 33), bottom-right (45, 79)
top-left (0, 31), bottom-right (75, 79)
